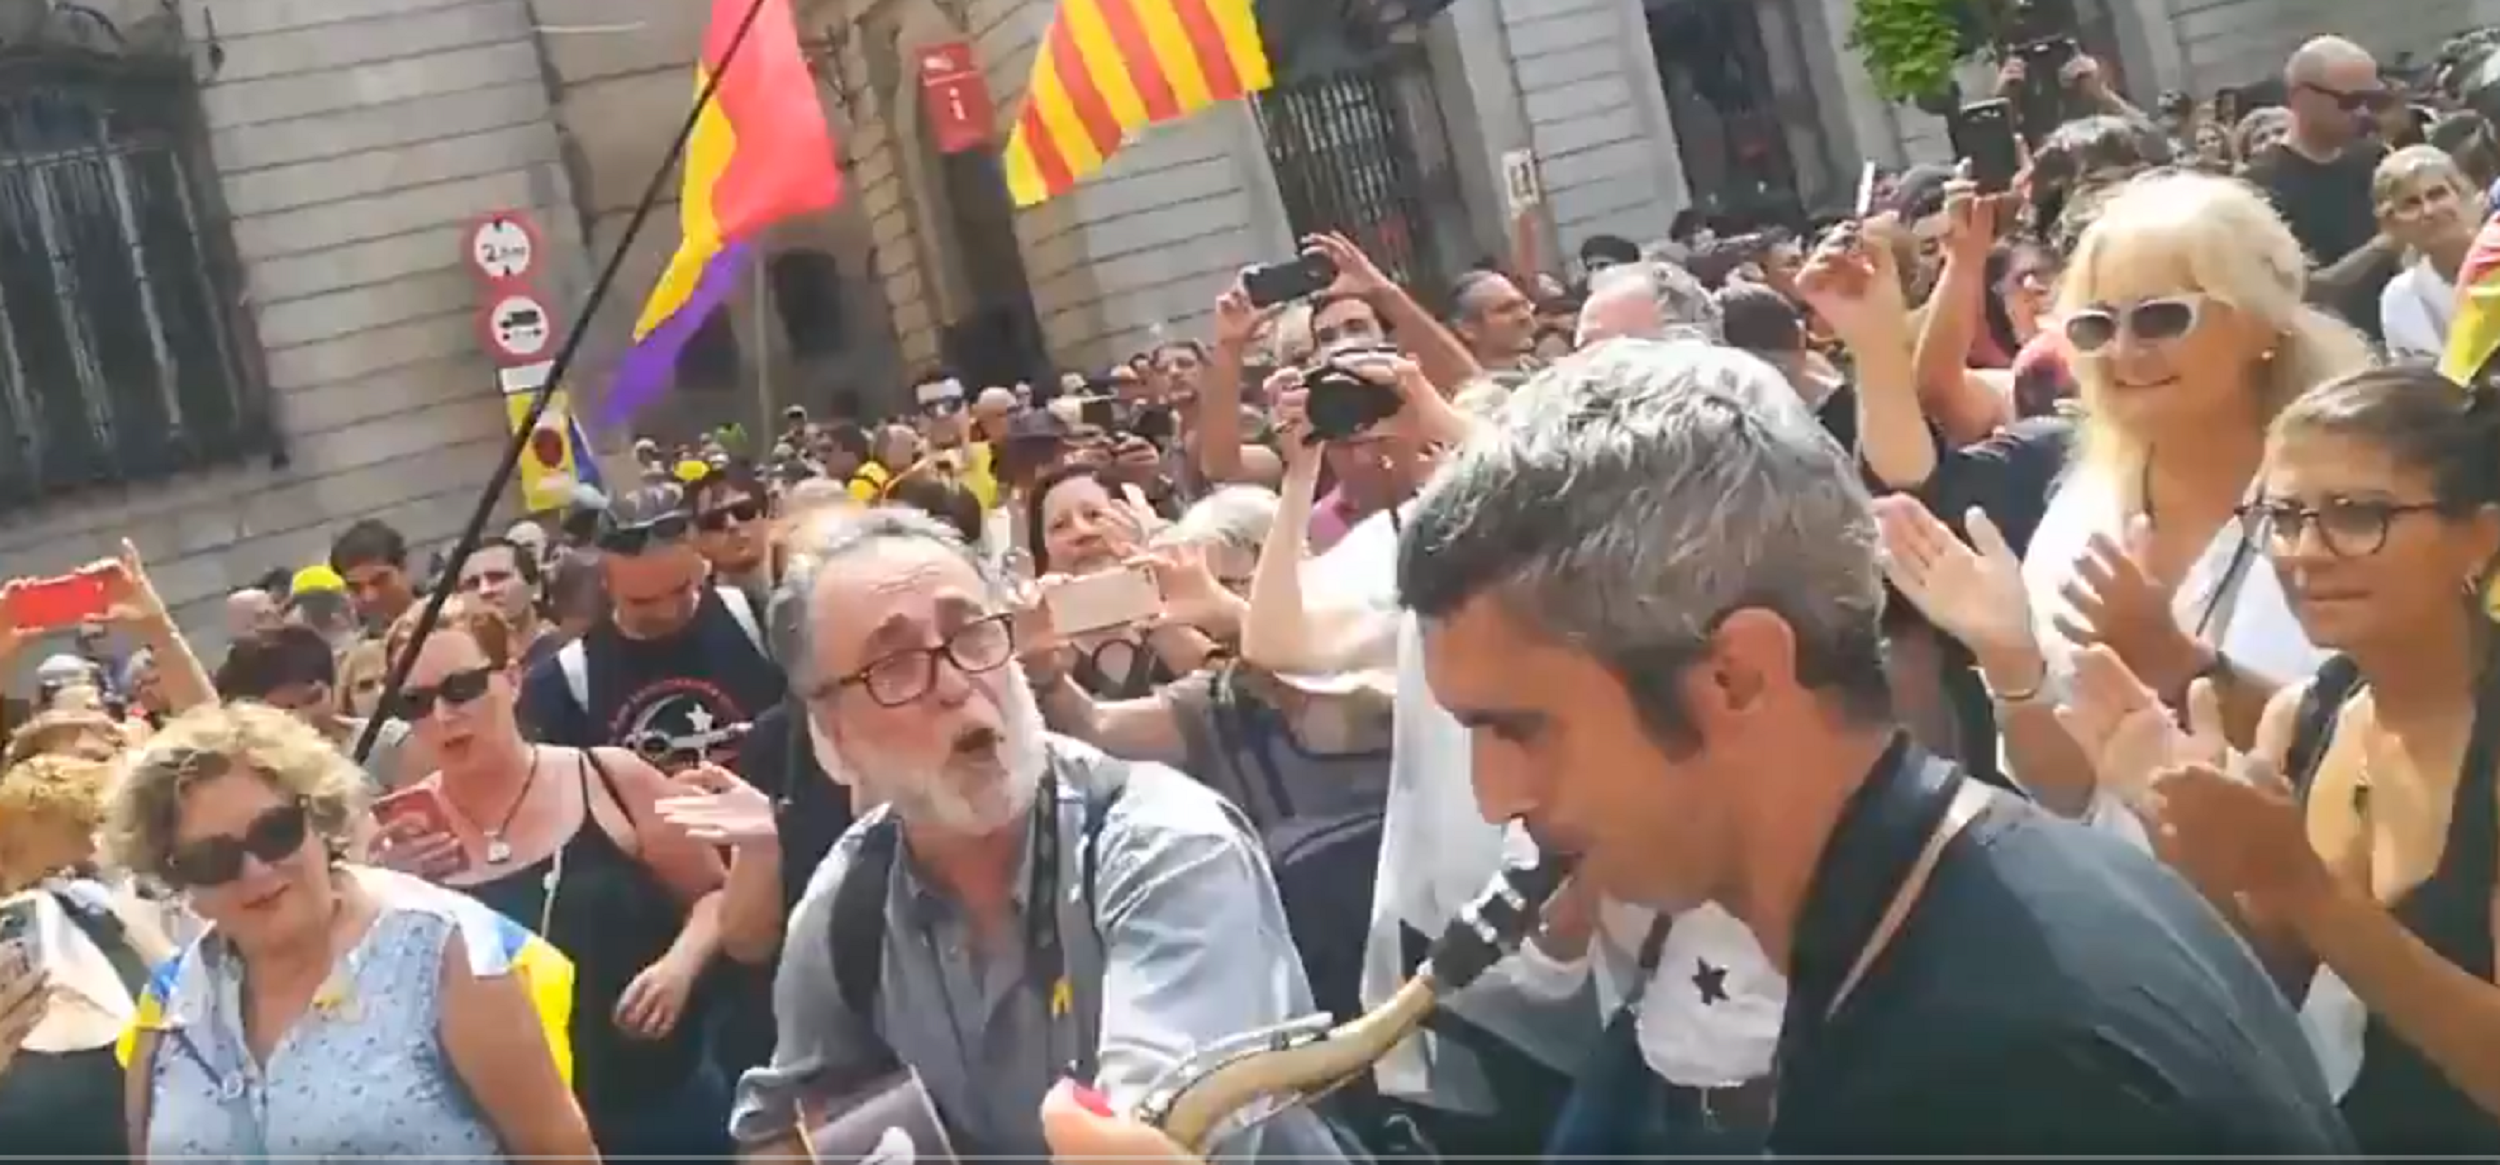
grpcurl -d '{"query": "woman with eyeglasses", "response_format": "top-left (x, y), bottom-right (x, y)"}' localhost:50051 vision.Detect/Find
top-left (1024, 465), bottom-right (1220, 699)
top-left (376, 600), bottom-right (733, 1163)
top-left (1848, 169), bottom-right (2374, 837)
top-left (107, 702), bottom-right (595, 1161)
top-left (2056, 366), bottom-right (2500, 1153)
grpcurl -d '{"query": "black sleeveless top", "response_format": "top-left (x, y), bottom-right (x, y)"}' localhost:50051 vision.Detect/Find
top-left (461, 753), bottom-right (704, 1123)
top-left (2288, 655), bottom-right (2500, 1156)
top-left (0, 887), bottom-right (152, 1160)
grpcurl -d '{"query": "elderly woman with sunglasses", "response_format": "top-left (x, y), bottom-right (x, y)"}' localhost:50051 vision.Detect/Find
top-left (107, 702), bottom-right (594, 1161)
top-left (1831, 169), bottom-right (2375, 839)
top-left (379, 598), bottom-right (734, 1163)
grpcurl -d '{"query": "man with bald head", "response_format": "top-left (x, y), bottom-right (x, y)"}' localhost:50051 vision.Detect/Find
top-left (2259, 35), bottom-right (2402, 338)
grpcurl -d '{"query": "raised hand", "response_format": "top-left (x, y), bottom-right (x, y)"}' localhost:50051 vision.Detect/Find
top-left (1794, 216), bottom-right (1911, 347)
top-left (2053, 647), bottom-right (2227, 809)
top-left (654, 764), bottom-right (778, 848)
top-left (2145, 752), bottom-right (2325, 911)
top-left (2055, 515), bottom-right (2206, 696)
top-left (1874, 496), bottom-right (2036, 663)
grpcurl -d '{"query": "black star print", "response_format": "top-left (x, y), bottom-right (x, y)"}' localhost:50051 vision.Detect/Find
top-left (1694, 958), bottom-right (1730, 1005)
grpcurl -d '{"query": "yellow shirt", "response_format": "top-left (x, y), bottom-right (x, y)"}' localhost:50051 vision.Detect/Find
top-left (847, 461), bottom-right (893, 503)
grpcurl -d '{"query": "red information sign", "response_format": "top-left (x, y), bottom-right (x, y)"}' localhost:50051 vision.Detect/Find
top-left (918, 41), bottom-right (996, 155)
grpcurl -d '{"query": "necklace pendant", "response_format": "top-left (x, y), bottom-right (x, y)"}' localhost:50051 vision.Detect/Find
top-left (484, 837), bottom-right (513, 865)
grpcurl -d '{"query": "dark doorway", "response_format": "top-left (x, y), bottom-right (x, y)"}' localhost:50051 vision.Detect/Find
top-left (1645, 0), bottom-right (1833, 228)
top-left (931, 140), bottom-right (1046, 390)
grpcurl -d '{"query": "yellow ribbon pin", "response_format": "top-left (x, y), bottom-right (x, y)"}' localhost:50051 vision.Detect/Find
top-left (1050, 976), bottom-right (1073, 1018)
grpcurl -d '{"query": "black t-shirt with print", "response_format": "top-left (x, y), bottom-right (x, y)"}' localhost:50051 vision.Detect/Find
top-left (517, 589), bottom-right (785, 770)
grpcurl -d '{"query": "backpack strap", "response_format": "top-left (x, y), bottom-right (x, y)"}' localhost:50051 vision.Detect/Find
top-left (828, 819), bottom-right (903, 1075)
top-left (1207, 668), bottom-right (1294, 829)
top-left (2287, 655), bottom-right (2367, 799)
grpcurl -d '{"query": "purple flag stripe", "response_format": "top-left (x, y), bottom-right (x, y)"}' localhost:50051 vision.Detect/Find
top-left (596, 240), bottom-right (753, 427)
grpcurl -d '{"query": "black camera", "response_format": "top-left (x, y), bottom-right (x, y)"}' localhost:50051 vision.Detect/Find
top-left (1303, 349), bottom-right (1403, 443)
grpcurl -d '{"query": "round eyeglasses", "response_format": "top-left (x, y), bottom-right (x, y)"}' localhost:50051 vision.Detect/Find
top-left (2239, 497), bottom-right (2448, 560)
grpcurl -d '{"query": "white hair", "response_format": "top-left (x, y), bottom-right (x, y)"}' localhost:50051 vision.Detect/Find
top-left (1160, 486), bottom-right (1279, 558)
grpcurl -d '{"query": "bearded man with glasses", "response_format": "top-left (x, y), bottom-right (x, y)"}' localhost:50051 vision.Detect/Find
top-left (515, 483), bottom-right (784, 775)
top-left (726, 507), bottom-right (1348, 1163)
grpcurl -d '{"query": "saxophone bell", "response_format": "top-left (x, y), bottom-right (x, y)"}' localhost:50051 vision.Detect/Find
top-left (1137, 845), bottom-right (1578, 1153)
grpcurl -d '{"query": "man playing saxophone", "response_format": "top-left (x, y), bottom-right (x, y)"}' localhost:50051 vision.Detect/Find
top-left (1043, 339), bottom-right (2349, 1158)
top-left (721, 508), bottom-right (1347, 1162)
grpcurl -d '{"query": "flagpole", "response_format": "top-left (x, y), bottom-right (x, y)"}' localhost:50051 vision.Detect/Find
top-left (354, 0), bottom-right (783, 763)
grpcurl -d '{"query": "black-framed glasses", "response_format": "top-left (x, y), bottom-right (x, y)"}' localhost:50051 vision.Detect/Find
top-left (2063, 296), bottom-right (2204, 355)
top-left (164, 800), bottom-right (311, 887)
top-left (829, 612), bottom-right (1018, 708)
top-left (2239, 497), bottom-right (2449, 559)
top-left (596, 512), bottom-right (691, 555)
top-left (395, 666), bottom-right (494, 720)
top-left (696, 498), bottom-right (765, 532)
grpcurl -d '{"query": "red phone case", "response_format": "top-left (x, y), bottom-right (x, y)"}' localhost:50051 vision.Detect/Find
top-left (373, 787), bottom-right (453, 838)
top-left (6, 574), bottom-right (107, 632)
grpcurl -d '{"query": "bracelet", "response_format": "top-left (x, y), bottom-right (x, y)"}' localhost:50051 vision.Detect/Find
top-left (1978, 663), bottom-right (2048, 706)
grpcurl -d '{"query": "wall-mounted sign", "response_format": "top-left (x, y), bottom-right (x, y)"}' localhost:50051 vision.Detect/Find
top-left (918, 41), bottom-right (997, 155)
top-left (1501, 149), bottom-right (1543, 217)
top-left (466, 212), bottom-right (541, 284)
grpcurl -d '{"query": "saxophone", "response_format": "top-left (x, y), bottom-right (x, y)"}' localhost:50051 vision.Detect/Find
top-left (1132, 850), bottom-right (1576, 1153)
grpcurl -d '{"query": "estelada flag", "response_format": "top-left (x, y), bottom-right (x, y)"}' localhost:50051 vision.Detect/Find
top-left (2439, 213), bottom-right (2500, 385)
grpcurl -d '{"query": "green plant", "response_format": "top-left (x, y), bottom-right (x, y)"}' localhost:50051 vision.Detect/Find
top-left (1848, 0), bottom-right (1970, 104)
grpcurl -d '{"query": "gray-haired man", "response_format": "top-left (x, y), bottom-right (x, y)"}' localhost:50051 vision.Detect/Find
top-left (1399, 339), bottom-right (2347, 1153)
top-left (1577, 259), bottom-right (1723, 348)
top-left (729, 508), bottom-right (1347, 1162)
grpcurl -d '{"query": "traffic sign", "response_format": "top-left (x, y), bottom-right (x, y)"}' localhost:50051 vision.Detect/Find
top-left (466, 212), bottom-right (541, 285)
top-left (481, 293), bottom-right (556, 361)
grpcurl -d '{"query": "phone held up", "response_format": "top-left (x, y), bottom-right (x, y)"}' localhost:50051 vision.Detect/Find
top-left (0, 896), bottom-right (40, 992)
top-left (1241, 252), bottom-right (1338, 310)
top-left (3, 573), bottom-right (108, 634)
top-left (1044, 565), bottom-right (1163, 638)
top-left (1949, 98), bottom-right (2024, 196)
top-left (373, 784), bottom-right (456, 842)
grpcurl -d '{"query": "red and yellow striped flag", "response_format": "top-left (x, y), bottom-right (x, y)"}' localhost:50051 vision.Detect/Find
top-left (1003, 0), bottom-right (1273, 208)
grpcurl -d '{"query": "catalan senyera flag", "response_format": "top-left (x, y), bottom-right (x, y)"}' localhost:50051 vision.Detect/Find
top-left (2440, 213), bottom-right (2500, 386)
top-left (1003, 0), bottom-right (1273, 208)
top-left (600, 0), bottom-right (842, 426)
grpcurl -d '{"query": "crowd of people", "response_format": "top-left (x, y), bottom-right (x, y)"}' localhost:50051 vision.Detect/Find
top-left (6, 24), bottom-right (2500, 1163)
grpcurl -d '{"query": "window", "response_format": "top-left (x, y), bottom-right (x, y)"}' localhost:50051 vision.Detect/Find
top-left (675, 305), bottom-right (741, 391)
top-left (769, 249), bottom-right (845, 358)
top-left (0, 47), bottom-right (270, 501)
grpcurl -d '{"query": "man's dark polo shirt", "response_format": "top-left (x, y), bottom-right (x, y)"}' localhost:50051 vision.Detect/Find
top-left (1769, 739), bottom-right (2353, 1155)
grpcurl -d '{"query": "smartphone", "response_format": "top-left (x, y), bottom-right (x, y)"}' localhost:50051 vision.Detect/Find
top-left (4, 573), bottom-right (107, 633)
top-left (1045, 566), bottom-right (1163, 637)
top-left (1079, 396), bottom-right (1119, 430)
top-left (1241, 252), bottom-right (1339, 309)
top-left (372, 784), bottom-right (455, 840)
top-left (1853, 160), bottom-right (1880, 219)
top-left (1951, 99), bottom-right (2023, 195)
top-left (0, 897), bottom-right (39, 991)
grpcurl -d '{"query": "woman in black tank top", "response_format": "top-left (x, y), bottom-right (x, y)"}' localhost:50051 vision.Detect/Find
top-left (371, 606), bottom-right (730, 1162)
top-left (2138, 367), bottom-right (2500, 1153)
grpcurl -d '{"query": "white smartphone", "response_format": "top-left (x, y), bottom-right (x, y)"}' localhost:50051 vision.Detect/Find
top-left (1045, 566), bottom-right (1163, 636)
top-left (1854, 160), bottom-right (1880, 219)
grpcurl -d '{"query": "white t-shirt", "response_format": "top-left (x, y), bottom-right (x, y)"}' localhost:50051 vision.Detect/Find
top-left (2013, 464), bottom-right (2328, 846)
top-left (2380, 257), bottom-right (2457, 365)
top-left (1514, 902), bottom-right (1784, 1088)
top-left (1310, 509), bottom-right (1596, 1110)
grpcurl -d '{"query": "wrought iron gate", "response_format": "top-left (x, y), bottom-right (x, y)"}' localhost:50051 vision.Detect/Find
top-left (1253, 44), bottom-right (1461, 303)
top-left (0, 39), bottom-right (264, 502)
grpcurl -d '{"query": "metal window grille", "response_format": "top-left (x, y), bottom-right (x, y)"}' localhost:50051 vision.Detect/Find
top-left (0, 46), bottom-right (268, 502)
top-left (1253, 42), bottom-right (1462, 306)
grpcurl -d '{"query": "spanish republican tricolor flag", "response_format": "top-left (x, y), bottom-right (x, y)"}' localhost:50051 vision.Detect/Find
top-left (2439, 213), bottom-right (2500, 386)
top-left (1004, 0), bottom-right (1273, 208)
top-left (601, 0), bottom-right (843, 425)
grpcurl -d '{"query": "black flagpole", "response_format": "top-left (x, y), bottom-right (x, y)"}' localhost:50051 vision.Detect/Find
top-left (355, 0), bottom-right (782, 762)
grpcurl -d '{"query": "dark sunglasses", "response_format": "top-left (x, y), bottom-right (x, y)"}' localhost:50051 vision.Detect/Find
top-left (921, 397), bottom-right (966, 417)
top-left (394, 666), bottom-right (494, 720)
top-left (696, 498), bottom-right (765, 532)
top-left (165, 801), bottom-right (311, 887)
top-left (2304, 82), bottom-right (2393, 113)
top-left (596, 512), bottom-right (692, 554)
top-left (2062, 296), bottom-right (2202, 355)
